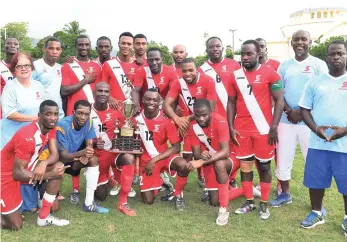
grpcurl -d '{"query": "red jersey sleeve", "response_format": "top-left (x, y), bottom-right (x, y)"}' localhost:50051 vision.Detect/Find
top-left (61, 63), bottom-right (71, 86)
top-left (165, 119), bottom-right (181, 144)
top-left (268, 68), bottom-right (281, 84)
top-left (101, 63), bottom-right (111, 84)
top-left (233, 61), bottom-right (241, 70)
top-left (216, 117), bottom-right (230, 143)
top-left (48, 128), bottom-right (57, 140)
top-left (166, 80), bottom-right (181, 99)
top-left (133, 68), bottom-right (145, 89)
top-left (205, 77), bottom-right (217, 101)
top-left (227, 73), bottom-right (237, 97)
top-left (15, 135), bottom-right (34, 161)
top-left (169, 69), bottom-right (179, 82)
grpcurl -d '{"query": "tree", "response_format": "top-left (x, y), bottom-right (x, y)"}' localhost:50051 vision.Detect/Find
top-left (194, 55), bottom-right (208, 67)
top-left (309, 36), bottom-right (345, 62)
top-left (225, 45), bottom-right (234, 59)
top-left (62, 21), bottom-right (86, 35)
top-left (146, 41), bottom-right (173, 65)
top-left (1, 22), bottom-right (32, 54)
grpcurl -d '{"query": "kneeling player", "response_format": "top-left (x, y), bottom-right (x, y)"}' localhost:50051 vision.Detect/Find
top-left (1, 100), bottom-right (69, 230)
top-left (91, 82), bottom-right (137, 216)
top-left (137, 89), bottom-right (190, 210)
top-left (56, 100), bottom-right (108, 214)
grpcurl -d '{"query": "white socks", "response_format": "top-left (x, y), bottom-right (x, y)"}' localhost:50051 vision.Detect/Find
top-left (312, 210), bottom-right (322, 216)
top-left (85, 165), bottom-right (99, 206)
top-left (43, 192), bottom-right (56, 203)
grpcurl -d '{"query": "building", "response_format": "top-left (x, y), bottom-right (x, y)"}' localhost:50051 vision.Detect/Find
top-left (267, 7), bottom-right (347, 61)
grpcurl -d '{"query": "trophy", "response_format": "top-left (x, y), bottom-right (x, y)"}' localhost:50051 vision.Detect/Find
top-left (110, 81), bottom-right (142, 154)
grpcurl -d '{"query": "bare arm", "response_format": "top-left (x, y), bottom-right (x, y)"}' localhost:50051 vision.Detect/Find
top-left (151, 143), bottom-right (180, 164)
top-left (192, 145), bottom-right (202, 160)
top-left (58, 149), bottom-right (86, 164)
top-left (201, 142), bottom-right (230, 166)
top-left (44, 139), bottom-right (60, 165)
top-left (60, 80), bottom-right (88, 98)
top-left (227, 95), bottom-right (237, 133)
top-left (131, 87), bottom-right (141, 107)
top-left (163, 96), bottom-right (179, 120)
top-left (7, 112), bottom-right (37, 122)
top-left (270, 89), bottom-right (284, 129)
top-left (300, 107), bottom-right (316, 132)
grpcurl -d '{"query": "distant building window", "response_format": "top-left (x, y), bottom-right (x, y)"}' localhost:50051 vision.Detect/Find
top-left (311, 12), bottom-right (315, 19)
top-left (317, 11), bottom-right (321, 18)
top-left (323, 11), bottom-right (328, 18)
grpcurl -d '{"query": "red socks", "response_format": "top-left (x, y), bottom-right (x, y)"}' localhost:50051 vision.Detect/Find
top-left (241, 181), bottom-right (254, 200)
top-left (173, 176), bottom-right (188, 197)
top-left (72, 176), bottom-right (80, 191)
top-left (260, 182), bottom-right (272, 202)
top-left (118, 164), bottom-right (135, 205)
top-left (39, 193), bottom-right (56, 219)
top-left (229, 187), bottom-right (244, 201)
top-left (218, 182), bottom-right (229, 211)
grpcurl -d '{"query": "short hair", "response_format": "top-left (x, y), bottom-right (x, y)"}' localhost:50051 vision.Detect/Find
top-left (193, 98), bottom-right (211, 111)
top-left (147, 47), bottom-right (163, 57)
top-left (327, 40), bottom-right (347, 51)
top-left (206, 36), bottom-right (223, 47)
top-left (45, 37), bottom-right (61, 48)
top-left (75, 35), bottom-right (90, 46)
top-left (242, 39), bottom-right (261, 53)
top-left (73, 100), bottom-right (91, 111)
top-left (96, 36), bottom-right (112, 46)
top-left (4, 37), bottom-right (19, 44)
top-left (39, 100), bottom-right (58, 113)
top-left (119, 32), bottom-right (134, 41)
top-left (147, 87), bottom-right (160, 93)
top-left (182, 58), bottom-right (196, 65)
top-left (134, 34), bottom-right (147, 41)
top-left (255, 38), bottom-right (266, 45)
top-left (10, 53), bottom-right (35, 73)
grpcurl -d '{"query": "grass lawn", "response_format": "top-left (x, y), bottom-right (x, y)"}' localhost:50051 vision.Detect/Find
top-left (2, 149), bottom-right (346, 242)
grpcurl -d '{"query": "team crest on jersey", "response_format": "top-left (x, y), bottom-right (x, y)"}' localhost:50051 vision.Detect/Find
top-left (57, 70), bottom-right (61, 76)
top-left (25, 138), bottom-right (33, 141)
top-left (153, 124), bottom-right (160, 132)
top-left (105, 113), bottom-right (112, 121)
top-left (87, 67), bottom-right (94, 72)
top-left (182, 88), bottom-right (188, 91)
top-left (221, 65), bottom-right (228, 72)
top-left (129, 68), bottom-right (135, 74)
top-left (36, 92), bottom-right (42, 99)
top-left (254, 75), bottom-right (262, 83)
top-left (303, 66), bottom-right (311, 73)
top-left (159, 77), bottom-right (165, 85)
top-left (196, 87), bottom-right (202, 95)
top-left (42, 68), bottom-right (47, 73)
top-left (339, 81), bottom-right (347, 90)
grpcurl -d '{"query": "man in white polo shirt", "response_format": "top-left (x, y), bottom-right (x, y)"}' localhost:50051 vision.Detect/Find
top-left (33, 37), bottom-right (64, 119)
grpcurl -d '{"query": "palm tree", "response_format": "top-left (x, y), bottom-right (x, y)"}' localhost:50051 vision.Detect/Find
top-left (63, 21), bottom-right (86, 35)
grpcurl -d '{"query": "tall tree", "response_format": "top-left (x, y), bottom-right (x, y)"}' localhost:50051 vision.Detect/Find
top-left (309, 36), bottom-right (345, 62)
top-left (146, 41), bottom-right (173, 65)
top-left (1, 22), bottom-right (32, 54)
top-left (62, 21), bottom-right (86, 35)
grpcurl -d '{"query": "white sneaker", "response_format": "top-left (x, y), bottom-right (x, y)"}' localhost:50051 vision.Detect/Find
top-left (37, 214), bottom-right (69, 227)
top-left (253, 186), bottom-right (261, 198)
top-left (216, 207), bottom-right (229, 226)
top-left (128, 187), bottom-right (136, 198)
top-left (109, 183), bottom-right (121, 196)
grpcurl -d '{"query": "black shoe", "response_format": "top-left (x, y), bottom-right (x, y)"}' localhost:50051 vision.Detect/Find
top-left (161, 191), bottom-right (174, 202)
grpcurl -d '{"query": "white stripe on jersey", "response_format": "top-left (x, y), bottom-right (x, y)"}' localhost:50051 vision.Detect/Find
top-left (0, 60), bottom-right (13, 83)
top-left (107, 58), bottom-right (129, 99)
top-left (144, 67), bottom-right (157, 89)
top-left (234, 68), bottom-right (270, 134)
top-left (192, 124), bottom-right (216, 154)
top-left (90, 106), bottom-right (112, 151)
top-left (178, 78), bottom-right (194, 113)
top-left (27, 123), bottom-right (43, 171)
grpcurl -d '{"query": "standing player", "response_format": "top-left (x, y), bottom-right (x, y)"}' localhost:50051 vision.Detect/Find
top-left (298, 41), bottom-right (347, 234)
top-left (94, 36), bottom-right (114, 67)
top-left (92, 82), bottom-right (137, 216)
top-left (172, 44), bottom-right (188, 78)
top-left (137, 89), bottom-right (190, 211)
top-left (1, 37), bottom-right (19, 92)
top-left (56, 100), bottom-right (108, 214)
top-left (255, 38), bottom-right (280, 71)
top-left (133, 34), bottom-right (148, 67)
top-left (227, 40), bottom-right (284, 220)
top-left (199, 36), bottom-right (240, 119)
top-left (1, 100), bottom-right (69, 230)
top-left (269, 30), bottom-right (328, 207)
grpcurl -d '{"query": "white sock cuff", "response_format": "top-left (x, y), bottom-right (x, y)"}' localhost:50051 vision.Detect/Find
top-left (312, 210), bottom-right (322, 216)
top-left (86, 165), bottom-right (99, 172)
top-left (43, 192), bottom-right (56, 203)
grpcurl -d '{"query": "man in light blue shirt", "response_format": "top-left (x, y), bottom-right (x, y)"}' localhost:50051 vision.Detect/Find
top-left (299, 40), bottom-right (347, 235)
top-left (270, 30), bottom-right (328, 207)
top-left (33, 37), bottom-right (64, 119)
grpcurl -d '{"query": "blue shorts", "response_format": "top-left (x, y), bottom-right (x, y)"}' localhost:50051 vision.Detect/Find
top-left (304, 149), bottom-right (347, 195)
top-left (20, 184), bottom-right (38, 212)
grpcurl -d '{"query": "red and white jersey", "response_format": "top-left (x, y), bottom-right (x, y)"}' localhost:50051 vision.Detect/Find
top-left (1, 122), bottom-right (56, 181)
top-left (134, 56), bottom-right (148, 68)
top-left (90, 104), bottom-right (124, 156)
top-left (92, 56), bottom-right (116, 69)
top-left (101, 57), bottom-right (138, 101)
top-left (199, 58), bottom-right (240, 119)
top-left (135, 110), bottom-right (180, 163)
top-left (133, 65), bottom-right (178, 100)
top-left (61, 59), bottom-right (102, 115)
top-left (167, 74), bottom-right (217, 116)
top-left (188, 113), bottom-right (230, 153)
top-left (229, 65), bottom-right (281, 135)
top-left (264, 58), bottom-right (280, 71)
top-left (172, 64), bottom-right (182, 79)
top-left (0, 60), bottom-right (13, 93)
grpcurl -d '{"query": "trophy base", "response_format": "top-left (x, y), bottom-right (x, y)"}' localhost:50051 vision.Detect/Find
top-left (109, 149), bottom-right (143, 155)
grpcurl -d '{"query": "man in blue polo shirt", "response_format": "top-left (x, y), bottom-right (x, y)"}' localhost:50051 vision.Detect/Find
top-left (56, 99), bottom-right (108, 214)
top-left (299, 40), bottom-right (347, 235)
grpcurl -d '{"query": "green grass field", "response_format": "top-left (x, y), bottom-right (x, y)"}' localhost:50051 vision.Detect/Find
top-left (2, 149), bottom-right (346, 242)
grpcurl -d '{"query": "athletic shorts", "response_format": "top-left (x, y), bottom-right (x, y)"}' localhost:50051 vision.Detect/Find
top-left (97, 152), bottom-right (119, 187)
top-left (204, 153), bottom-right (240, 191)
top-left (182, 135), bottom-right (192, 154)
top-left (304, 149), bottom-right (347, 195)
top-left (139, 154), bottom-right (180, 192)
top-left (234, 134), bottom-right (275, 162)
top-left (65, 143), bottom-right (88, 176)
top-left (20, 184), bottom-right (38, 212)
top-left (1, 177), bottom-right (22, 215)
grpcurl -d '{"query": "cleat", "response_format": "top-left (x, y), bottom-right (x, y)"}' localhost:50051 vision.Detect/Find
top-left (128, 187), bottom-right (136, 198)
top-left (160, 183), bottom-right (174, 192)
top-left (259, 202), bottom-right (270, 220)
top-left (216, 207), bottom-right (229, 226)
top-left (161, 191), bottom-right (174, 202)
top-left (118, 203), bottom-right (136, 217)
top-left (69, 191), bottom-right (80, 204)
top-left (83, 202), bottom-right (109, 214)
top-left (37, 214), bottom-right (69, 227)
top-left (342, 218), bottom-right (347, 236)
top-left (253, 186), bottom-right (261, 198)
top-left (235, 200), bottom-right (256, 214)
top-left (175, 194), bottom-right (185, 211)
top-left (269, 192), bottom-right (293, 207)
top-left (201, 190), bottom-right (209, 203)
top-left (300, 211), bottom-right (325, 229)
top-left (198, 176), bottom-right (206, 188)
top-left (109, 183), bottom-right (121, 196)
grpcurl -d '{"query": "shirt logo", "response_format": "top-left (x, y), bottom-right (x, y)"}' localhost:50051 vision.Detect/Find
top-left (36, 92), bottom-right (42, 99)
top-left (221, 65), bottom-right (227, 72)
top-left (253, 75), bottom-right (261, 83)
top-left (159, 77), bottom-right (165, 85)
top-left (57, 70), bottom-right (61, 76)
top-left (105, 113), bottom-right (112, 121)
top-left (153, 124), bottom-right (160, 132)
top-left (339, 81), bottom-right (347, 90)
top-left (303, 66), bottom-right (311, 73)
top-left (129, 68), bottom-right (135, 74)
top-left (25, 138), bottom-right (33, 141)
top-left (113, 66), bottom-right (120, 69)
top-left (182, 88), bottom-right (188, 91)
top-left (42, 68), bottom-right (47, 73)
top-left (196, 87), bottom-right (202, 95)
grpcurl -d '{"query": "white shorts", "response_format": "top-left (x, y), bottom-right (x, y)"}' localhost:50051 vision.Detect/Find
top-left (276, 122), bottom-right (310, 181)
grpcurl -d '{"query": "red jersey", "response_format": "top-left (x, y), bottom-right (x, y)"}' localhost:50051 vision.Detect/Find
top-left (199, 58), bottom-right (240, 119)
top-left (101, 57), bottom-right (138, 101)
top-left (61, 60), bottom-right (102, 115)
top-left (264, 58), bottom-right (280, 71)
top-left (133, 65), bottom-right (178, 100)
top-left (1, 122), bottom-right (56, 181)
top-left (189, 113), bottom-right (230, 152)
top-left (134, 56), bottom-right (148, 68)
top-left (91, 104), bottom-right (125, 156)
top-left (0, 60), bottom-right (13, 93)
top-left (136, 111), bottom-right (180, 163)
top-left (229, 65), bottom-right (281, 135)
top-left (92, 56), bottom-right (116, 69)
top-left (167, 74), bottom-right (217, 116)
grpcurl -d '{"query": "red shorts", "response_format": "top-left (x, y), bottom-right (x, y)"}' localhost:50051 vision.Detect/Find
top-left (182, 135), bottom-right (192, 154)
top-left (139, 154), bottom-right (180, 192)
top-left (234, 134), bottom-right (275, 161)
top-left (204, 153), bottom-right (240, 191)
top-left (1, 177), bottom-right (22, 215)
top-left (97, 152), bottom-right (119, 187)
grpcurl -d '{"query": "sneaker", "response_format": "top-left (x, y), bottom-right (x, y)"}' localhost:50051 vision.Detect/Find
top-left (37, 214), bottom-right (69, 227)
top-left (109, 183), bottom-right (121, 196)
top-left (300, 211), bottom-right (325, 229)
top-left (259, 202), bottom-right (270, 220)
top-left (161, 191), bottom-right (174, 202)
top-left (229, 179), bottom-right (237, 188)
top-left (133, 175), bottom-right (139, 185)
top-left (69, 191), bottom-right (80, 204)
top-left (160, 183), bottom-right (174, 192)
top-left (201, 190), bottom-right (209, 203)
top-left (83, 202), bottom-right (109, 214)
top-left (216, 207), bottom-right (229, 226)
top-left (118, 203), bottom-right (136, 217)
top-left (321, 207), bottom-right (327, 217)
top-left (342, 218), bottom-right (347, 236)
top-left (269, 192), bottom-right (292, 207)
top-left (235, 200), bottom-right (256, 214)
top-left (175, 194), bottom-right (185, 211)
top-left (198, 176), bottom-right (206, 188)
top-left (253, 186), bottom-right (261, 198)
top-left (128, 187), bottom-right (136, 198)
